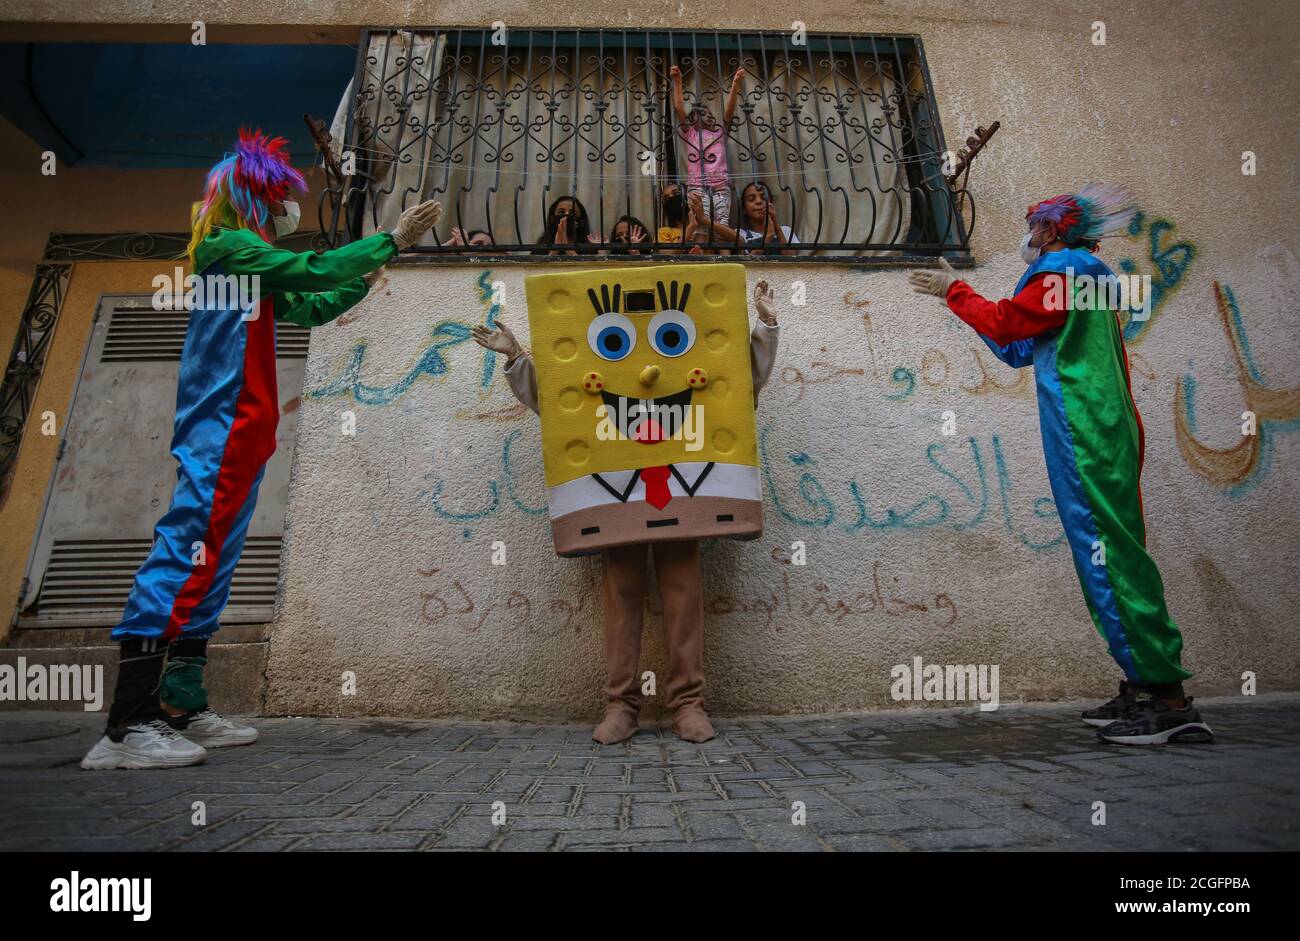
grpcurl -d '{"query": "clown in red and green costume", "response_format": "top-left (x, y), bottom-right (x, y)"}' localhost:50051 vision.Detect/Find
top-left (909, 183), bottom-right (1213, 746)
top-left (83, 129), bottom-right (442, 770)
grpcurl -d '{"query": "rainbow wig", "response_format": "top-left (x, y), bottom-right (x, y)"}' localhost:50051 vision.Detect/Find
top-left (1025, 182), bottom-right (1137, 247)
top-left (186, 128), bottom-right (306, 264)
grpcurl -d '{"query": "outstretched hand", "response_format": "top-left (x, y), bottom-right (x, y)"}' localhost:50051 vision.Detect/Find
top-left (392, 199), bottom-right (443, 250)
top-left (471, 320), bottom-right (523, 361)
top-left (753, 280), bottom-right (778, 326)
top-left (908, 257), bottom-right (958, 298)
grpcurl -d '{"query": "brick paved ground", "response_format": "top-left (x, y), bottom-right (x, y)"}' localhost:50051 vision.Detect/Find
top-left (2, 694), bottom-right (1297, 851)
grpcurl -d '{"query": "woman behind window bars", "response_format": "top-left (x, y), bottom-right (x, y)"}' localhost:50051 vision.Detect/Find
top-left (534, 196), bottom-right (598, 256)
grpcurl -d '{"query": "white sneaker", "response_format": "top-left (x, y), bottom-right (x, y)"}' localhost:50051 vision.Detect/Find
top-left (179, 708), bottom-right (259, 747)
top-left (80, 719), bottom-right (207, 770)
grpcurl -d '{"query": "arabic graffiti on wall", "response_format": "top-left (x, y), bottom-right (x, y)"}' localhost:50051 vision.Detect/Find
top-left (415, 550), bottom-right (960, 635)
top-left (304, 320), bottom-right (472, 405)
top-left (1175, 280), bottom-right (1300, 493)
top-left (1117, 210), bottom-right (1196, 343)
top-left (305, 250), bottom-right (1294, 510)
top-left (417, 424), bottom-right (1066, 552)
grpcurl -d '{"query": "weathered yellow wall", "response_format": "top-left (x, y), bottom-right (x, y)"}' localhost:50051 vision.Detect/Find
top-left (0, 115), bottom-right (203, 382)
top-left (0, 110), bottom-right (328, 638)
top-left (0, 108), bottom-right (205, 598)
top-left (0, 261), bottom-right (166, 637)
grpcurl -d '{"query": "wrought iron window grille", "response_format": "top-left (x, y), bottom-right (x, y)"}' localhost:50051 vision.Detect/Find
top-left (317, 28), bottom-right (978, 263)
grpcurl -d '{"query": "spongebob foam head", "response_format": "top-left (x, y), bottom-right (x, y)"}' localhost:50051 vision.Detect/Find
top-left (524, 263), bottom-right (763, 556)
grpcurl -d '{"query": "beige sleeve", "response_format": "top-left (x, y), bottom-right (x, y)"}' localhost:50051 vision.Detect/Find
top-left (503, 353), bottom-right (540, 415)
top-left (750, 320), bottom-right (780, 400)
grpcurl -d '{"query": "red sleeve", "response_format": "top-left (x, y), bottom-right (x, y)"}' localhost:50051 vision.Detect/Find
top-left (944, 273), bottom-right (1066, 345)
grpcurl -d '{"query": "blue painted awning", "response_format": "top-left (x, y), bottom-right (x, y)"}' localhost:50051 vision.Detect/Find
top-left (0, 41), bottom-right (357, 168)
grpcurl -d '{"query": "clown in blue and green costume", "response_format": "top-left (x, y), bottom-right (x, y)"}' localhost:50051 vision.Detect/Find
top-left (910, 183), bottom-right (1207, 743)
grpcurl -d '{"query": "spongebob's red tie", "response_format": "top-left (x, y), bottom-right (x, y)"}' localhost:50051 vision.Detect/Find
top-left (641, 465), bottom-right (672, 510)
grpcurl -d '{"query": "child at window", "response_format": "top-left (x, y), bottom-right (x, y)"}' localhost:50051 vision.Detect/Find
top-left (656, 182), bottom-right (689, 252)
top-left (737, 181), bottom-right (800, 256)
top-left (609, 215), bottom-right (652, 254)
top-left (534, 196), bottom-right (598, 255)
top-left (670, 64), bottom-right (744, 226)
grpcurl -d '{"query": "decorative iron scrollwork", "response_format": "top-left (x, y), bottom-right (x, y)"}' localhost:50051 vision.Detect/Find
top-left (0, 263), bottom-right (70, 506)
top-left (320, 29), bottom-right (978, 261)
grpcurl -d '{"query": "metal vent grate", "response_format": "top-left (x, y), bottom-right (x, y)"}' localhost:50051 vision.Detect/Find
top-left (28, 536), bottom-right (282, 618)
top-left (276, 323), bottom-right (310, 359)
top-left (102, 306), bottom-right (188, 362)
top-left (101, 306), bottom-right (310, 362)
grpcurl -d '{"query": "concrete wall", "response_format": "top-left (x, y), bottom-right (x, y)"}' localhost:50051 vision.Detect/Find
top-left (260, 1), bottom-right (1300, 718)
top-left (262, 236), bottom-right (1299, 719)
top-left (2, 1), bottom-right (1296, 718)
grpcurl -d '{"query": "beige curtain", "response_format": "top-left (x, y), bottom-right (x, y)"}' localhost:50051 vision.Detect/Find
top-left (350, 31), bottom-right (449, 240)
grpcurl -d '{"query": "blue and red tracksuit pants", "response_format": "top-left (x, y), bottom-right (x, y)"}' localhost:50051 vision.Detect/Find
top-left (111, 293), bottom-right (280, 642)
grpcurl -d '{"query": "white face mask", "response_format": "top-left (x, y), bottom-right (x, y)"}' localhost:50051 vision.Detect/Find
top-left (273, 200), bottom-right (301, 237)
top-left (1018, 230), bottom-right (1041, 264)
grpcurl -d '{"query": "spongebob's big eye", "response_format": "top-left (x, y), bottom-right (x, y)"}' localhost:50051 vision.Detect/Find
top-left (588, 313), bottom-right (637, 361)
top-left (647, 310), bottom-right (697, 357)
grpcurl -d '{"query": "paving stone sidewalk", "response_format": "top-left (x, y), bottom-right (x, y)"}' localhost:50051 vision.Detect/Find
top-left (1, 694), bottom-right (1297, 852)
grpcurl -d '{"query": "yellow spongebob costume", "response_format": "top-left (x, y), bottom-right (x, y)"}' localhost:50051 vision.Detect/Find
top-left (522, 263), bottom-right (764, 555)
top-left (502, 263), bottom-right (778, 743)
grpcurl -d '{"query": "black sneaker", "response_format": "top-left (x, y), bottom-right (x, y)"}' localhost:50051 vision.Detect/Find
top-left (1097, 697), bottom-right (1214, 746)
top-left (1082, 680), bottom-right (1143, 727)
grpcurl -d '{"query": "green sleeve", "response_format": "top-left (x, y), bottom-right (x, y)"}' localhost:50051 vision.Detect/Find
top-left (274, 278), bottom-right (370, 327)
top-left (220, 231), bottom-right (397, 292)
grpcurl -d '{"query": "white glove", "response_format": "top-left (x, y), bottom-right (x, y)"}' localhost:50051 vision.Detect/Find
top-left (470, 321), bottom-right (523, 363)
top-left (753, 280), bottom-right (778, 326)
top-left (391, 200), bottom-right (443, 250)
top-left (907, 257), bottom-right (959, 297)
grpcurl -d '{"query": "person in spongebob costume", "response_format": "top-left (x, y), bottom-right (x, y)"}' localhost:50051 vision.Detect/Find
top-left (473, 268), bottom-right (778, 743)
